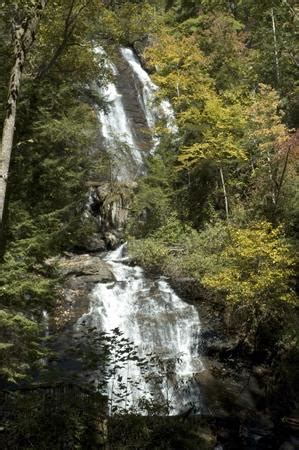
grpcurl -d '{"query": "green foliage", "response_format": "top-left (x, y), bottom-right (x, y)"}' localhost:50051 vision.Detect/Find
top-left (0, 0), bottom-right (112, 383)
top-left (171, 0), bottom-right (299, 126)
top-left (144, 27), bottom-right (252, 223)
top-left (142, 4), bottom-right (297, 226)
top-left (97, 2), bottom-right (161, 45)
top-left (128, 147), bottom-right (177, 236)
top-left (0, 385), bottom-right (107, 450)
top-left (178, 12), bottom-right (254, 91)
top-left (0, 310), bottom-right (42, 382)
top-left (130, 218), bottom-right (297, 351)
top-left (130, 216), bottom-right (226, 276)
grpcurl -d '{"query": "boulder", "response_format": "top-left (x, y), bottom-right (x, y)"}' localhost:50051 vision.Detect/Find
top-left (51, 254), bottom-right (115, 331)
top-left (78, 234), bottom-right (106, 253)
top-left (57, 254), bottom-right (115, 282)
top-left (104, 231), bottom-right (120, 250)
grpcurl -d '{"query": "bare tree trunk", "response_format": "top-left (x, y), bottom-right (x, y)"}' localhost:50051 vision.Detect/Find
top-left (274, 144), bottom-right (292, 209)
top-left (219, 166), bottom-right (229, 220)
top-left (266, 151), bottom-right (277, 206)
top-left (0, 0), bottom-right (48, 228)
top-left (271, 8), bottom-right (280, 85)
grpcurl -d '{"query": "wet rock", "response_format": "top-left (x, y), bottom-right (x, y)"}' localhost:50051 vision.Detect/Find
top-left (116, 50), bottom-right (152, 151)
top-left (239, 418), bottom-right (275, 449)
top-left (79, 233), bottom-right (106, 253)
top-left (252, 365), bottom-right (273, 378)
top-left (52, 287), bottom-right (91, 331)
top-left (87, 181), bottom-right (136, 247)
top-left (204, 339), bottom-right (240, 358)
top-left (104, 231), bottom-right (120, 250)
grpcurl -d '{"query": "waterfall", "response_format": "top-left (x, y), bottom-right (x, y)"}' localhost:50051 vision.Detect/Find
top-left (42, 310), bottom-right (49, 337)
top-left (96, 46), bottom-right (177, 179)
top-left (80, 244), bottom-right (203, 415)
top-left (81, 47), bottom-right (203, 415)
top-left (120, 47), bottom-right (177, 145)
top-left (120, 47), bottom-right (158, 129)
top-left (95, 47), bottom-right (144, 181)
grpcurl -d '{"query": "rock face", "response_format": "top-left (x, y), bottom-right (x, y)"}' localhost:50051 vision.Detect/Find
top-left (52, 254), bottom-right (115, 331)
top-left (82, 47), bottom-right (158, 250)
top-left (115, 52), bottom-right (153, 151)
top-left (58, 254), bottom-right (115, 281)
top-left (78, 233), bottom-right (106, 253)
top-left (87, 180), bottom-right (137, 249)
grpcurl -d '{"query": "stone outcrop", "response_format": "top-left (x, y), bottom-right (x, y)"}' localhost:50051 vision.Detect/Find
top-left (58, 254), bottom-right (114, 281)
top-left (115, 52), bottom-right (153, 152)
top-left (51, 254), bottom-right (115, 331)
top-left (78, 233), bottom-right (106, 253)
top-left (87, 180), bottom-right (137, 249)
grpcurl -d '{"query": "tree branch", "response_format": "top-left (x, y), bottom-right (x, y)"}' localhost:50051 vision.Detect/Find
top-left (35, 0), bottom-right (93, 79)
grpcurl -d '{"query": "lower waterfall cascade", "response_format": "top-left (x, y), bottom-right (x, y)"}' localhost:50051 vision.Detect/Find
top-left (79, 244), bottom-right (204, 415)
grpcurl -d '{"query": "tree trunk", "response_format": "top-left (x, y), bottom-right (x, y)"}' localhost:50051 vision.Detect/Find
top-left (219, 166), bottom-right (229, 220)
top-left (266, 151), bottom-right (277, 206)
top-left (274, 144), bottom-right (292, 210)
top-left (271, 8), bottom-right (280, 85)
top-left (0, 0), bottom-right (48, 229)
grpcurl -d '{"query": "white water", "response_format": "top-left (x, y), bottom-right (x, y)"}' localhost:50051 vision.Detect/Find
top-left (120, 47), bottom-right (177, 143)
top-left (80, 244), bottom-right (203, 415)
top-left (85, 48), bottom-right (202, 415)
top-left (95, 47), bottom-right (144, 180)
top-left (42, 310), bottom-right (49, 337)
top-left (96, 47), bottom-right (177, 177)
top-left (120, 47), bottom-right (158, 129)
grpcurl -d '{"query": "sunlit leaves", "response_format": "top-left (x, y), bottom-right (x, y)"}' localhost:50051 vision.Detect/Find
top-left (145, 27), bottom-right (248, 177)
top-left (245, 84), bottom-right (288, 155)
top-left (202, 221), bottom-right (296, 306)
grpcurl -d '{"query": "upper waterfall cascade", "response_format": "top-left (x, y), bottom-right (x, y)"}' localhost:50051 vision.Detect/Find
top-left (120, 47), bottom-right (158, 129)
top-left (95, 47), bottom-right (143, 181)
top-left (120, 47), bottom-right (177, 152)
top-left (96, 46), bottom-right (176, 180)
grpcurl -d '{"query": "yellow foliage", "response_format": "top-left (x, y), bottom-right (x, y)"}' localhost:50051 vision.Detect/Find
top-left (246, 84), bottom-right (289, 155)
top-left (145, 27), bottom-right (247, 171)
top-left (203, 221), bottom-right (296, 306)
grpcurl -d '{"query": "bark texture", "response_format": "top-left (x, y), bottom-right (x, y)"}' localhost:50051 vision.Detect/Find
top-left (219, 166), bottom-right (229, 221)
top-left (0, 0), bottom-right (48, 227)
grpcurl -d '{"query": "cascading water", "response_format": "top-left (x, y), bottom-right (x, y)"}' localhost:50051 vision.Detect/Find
top-left (97, 46), bottom-right (177, 175)
top-left (95, 47), bottom-right (144, 180)
top-left (80, 244), bottom-right (203, 414)
top-left (120, 47), bottom-right (158, 129)
top-left (120, 47), bottom-right (177, 149)
top-left (81, 47), bottom-right (204, 415)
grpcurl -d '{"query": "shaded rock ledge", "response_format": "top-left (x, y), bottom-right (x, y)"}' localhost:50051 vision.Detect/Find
top-left (51, 254), bottom-right (115, 331)
top-left (86, 180), bottom-right (137, 250)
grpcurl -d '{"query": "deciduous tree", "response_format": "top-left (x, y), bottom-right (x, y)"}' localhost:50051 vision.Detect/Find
top-left (0, 0), bottom-right (49, 231)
